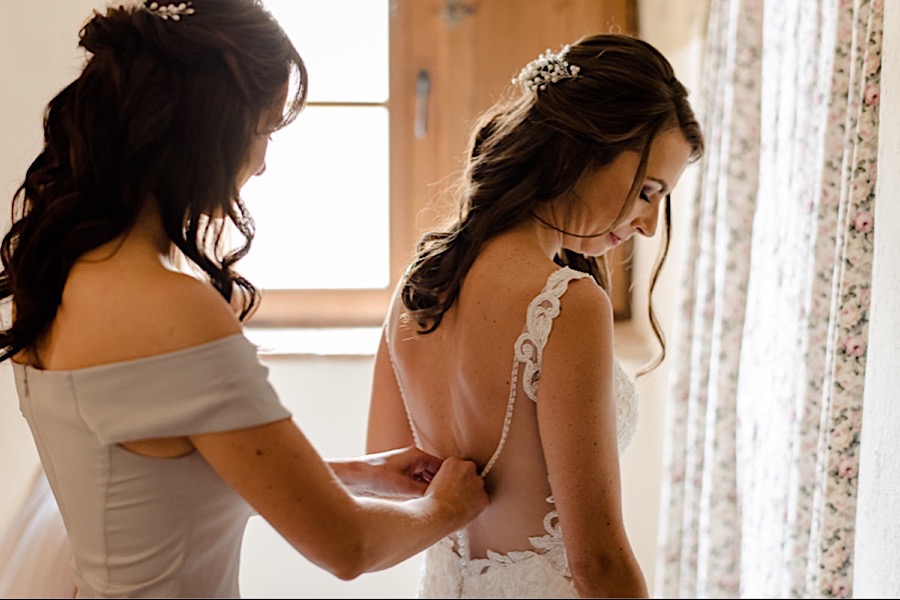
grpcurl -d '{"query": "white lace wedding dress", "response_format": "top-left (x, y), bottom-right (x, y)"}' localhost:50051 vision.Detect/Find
top-left (391, 267), bottom-right (640, 598)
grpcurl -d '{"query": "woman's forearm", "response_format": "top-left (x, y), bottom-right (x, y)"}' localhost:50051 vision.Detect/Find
top-left (327, 446), bottom-right (441, 498)
top-left (327, 458), bottom-right (372, 495)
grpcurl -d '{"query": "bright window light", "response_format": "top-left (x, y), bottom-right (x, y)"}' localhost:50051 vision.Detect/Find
top-left (238, 1), bottom-right (390, 290)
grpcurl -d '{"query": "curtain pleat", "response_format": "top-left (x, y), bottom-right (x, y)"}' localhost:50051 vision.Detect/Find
top-left (655, 0), bottom-right (882, 597)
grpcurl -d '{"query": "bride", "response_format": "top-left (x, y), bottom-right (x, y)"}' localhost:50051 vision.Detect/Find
top-left (366, 34), bottom-right (704, 598)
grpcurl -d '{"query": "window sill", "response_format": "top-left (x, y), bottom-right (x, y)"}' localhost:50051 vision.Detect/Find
top-left (244, 322), bottom-right (651, 363)
top-left (245, 327), bottom-right (382, 357)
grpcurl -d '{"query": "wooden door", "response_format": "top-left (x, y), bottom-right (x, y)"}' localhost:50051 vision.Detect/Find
top-left (389, 0), bottom-right (637, 319)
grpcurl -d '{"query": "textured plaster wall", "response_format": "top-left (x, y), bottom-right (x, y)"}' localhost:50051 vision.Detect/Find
top-left (853, 2), bottom-right (900, 597)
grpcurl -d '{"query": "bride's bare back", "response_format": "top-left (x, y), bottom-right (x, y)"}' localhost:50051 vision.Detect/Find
top-left (384, 238), bottom-right (567, 556)
top-left (369, 228), bottom-right (633, 561)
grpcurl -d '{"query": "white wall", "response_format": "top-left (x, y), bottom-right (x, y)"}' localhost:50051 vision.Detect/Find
top-left (854, 2), bottom-right (900, 597)
top-left (0, 0), bottom-right (112, 538)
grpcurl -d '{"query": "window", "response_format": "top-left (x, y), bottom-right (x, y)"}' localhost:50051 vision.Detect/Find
top-left (241, 0), bottom-right (393, 327)
top-left (243, 0), bottom-right (636, 328)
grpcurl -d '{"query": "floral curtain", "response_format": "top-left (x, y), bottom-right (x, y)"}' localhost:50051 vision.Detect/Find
top-left (655, 0), bottom-right (883, 598)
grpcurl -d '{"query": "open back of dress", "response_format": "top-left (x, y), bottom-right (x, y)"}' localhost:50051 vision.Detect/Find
top-left (386, 267), bottom-right (640, 598)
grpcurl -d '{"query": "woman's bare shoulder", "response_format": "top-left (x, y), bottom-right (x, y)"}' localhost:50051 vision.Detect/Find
top-left (555, 272), bottom-right (613, 317)
top-left (147, 269), bottom-right (244, 337)
top-left (46, 266), bottom-right (242, 369)
top-left (540, 274), bottom-right (615, 367)
top-left (468, 243), bottom-right (611, 316)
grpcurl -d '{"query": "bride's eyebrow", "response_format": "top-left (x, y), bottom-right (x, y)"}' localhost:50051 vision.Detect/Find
top-left (647, 176), bottom-right (669, 193)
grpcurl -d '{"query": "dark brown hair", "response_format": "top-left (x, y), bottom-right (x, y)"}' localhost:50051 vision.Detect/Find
top-left (401, 33), bottom-right (704, 375)
top-left (0, 0), bottom-right (307, 363)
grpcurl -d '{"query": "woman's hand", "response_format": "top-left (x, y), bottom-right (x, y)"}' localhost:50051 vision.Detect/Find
top-left (332, 446), bottom-right (443, 498)
top-left (332, 447), bottom-right (488, 534)
top-left (331, 448), bottom-right (490, 529)
top-left (197, 422), bottom-right (488, 579)
top-left (422, 456), bottom-right (490, 530)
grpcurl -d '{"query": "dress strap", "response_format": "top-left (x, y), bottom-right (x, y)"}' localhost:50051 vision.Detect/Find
top-left (479, 359), bottom-right (520, 477)
top-left (384, 324), bottom-right (423, 449)
top-left (479, 267), bottom-right (591, 478)
top-left (516, 267), bottom-right (592, 402)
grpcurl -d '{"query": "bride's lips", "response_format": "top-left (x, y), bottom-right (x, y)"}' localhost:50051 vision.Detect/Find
top-left (608, 232), bottom-right (622, 246)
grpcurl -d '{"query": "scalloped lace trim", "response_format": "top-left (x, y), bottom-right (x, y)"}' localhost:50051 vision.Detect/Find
top-left (516, 268), bottom-right (591, 402)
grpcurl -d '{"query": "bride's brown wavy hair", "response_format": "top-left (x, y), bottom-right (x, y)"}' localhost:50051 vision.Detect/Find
top-left (0, 0), bottom-right (307, 363)
top-left (401, 33), bottom-right (704, 375)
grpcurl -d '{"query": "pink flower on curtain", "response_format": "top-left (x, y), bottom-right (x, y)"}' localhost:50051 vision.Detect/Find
top-left (830, 491), bottom-right (851, 511)
top-left (836, 456), bottom-right (858, 478)
top-left (858, 286), bottom-right (871, 306)
top-left (830, 575), bottom-right (851, 597)
top-left (843, 335), bottom-right (867, 357)
top-left (839, 301), bottom-right (863, 324)
top-left (852, 211), bottom-right (873, 233)
top-left (830, 421), bottom-right (854, 451)
top-left (822, 546), bottom-right (846, 570)
top-left (858, 113), bottom-right (878, 141)
top-left (864, 82), bottom-right (880, 106)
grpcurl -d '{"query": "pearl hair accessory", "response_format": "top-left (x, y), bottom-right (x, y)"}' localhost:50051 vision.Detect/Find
top-left (145, 1), bottom-right (196, 21)
top-left (513, 45), bottom-right (581, 92)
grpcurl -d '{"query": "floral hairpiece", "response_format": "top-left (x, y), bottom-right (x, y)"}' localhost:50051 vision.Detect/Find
top-left (145, 1), bottom-right (196, 21)
top-left (513, 45), bottom-right (581, 92)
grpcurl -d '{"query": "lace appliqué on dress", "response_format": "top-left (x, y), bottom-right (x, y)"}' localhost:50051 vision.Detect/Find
top-left (613, 359), bottom-right (639, 450)
top-left (515, 268), bottom-right (591, 402)
top-left (513, 267), bottom-right (639, 450)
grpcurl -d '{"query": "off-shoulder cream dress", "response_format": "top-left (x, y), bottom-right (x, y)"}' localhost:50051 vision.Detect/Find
top-left (12, 334), bottom-right (290, 598)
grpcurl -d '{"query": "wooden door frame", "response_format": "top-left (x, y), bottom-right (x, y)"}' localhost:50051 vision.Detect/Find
top-left (247, 0), bottom-right (637, 327)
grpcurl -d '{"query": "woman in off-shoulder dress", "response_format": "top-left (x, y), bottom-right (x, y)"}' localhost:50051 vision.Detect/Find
top-left (0, 2), bottom-right (488, 597)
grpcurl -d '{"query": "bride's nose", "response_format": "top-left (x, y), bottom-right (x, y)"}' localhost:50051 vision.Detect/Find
top-left (633, 204), bottom-right (659, 238)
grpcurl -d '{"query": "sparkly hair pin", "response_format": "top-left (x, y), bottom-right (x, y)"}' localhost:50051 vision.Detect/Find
top-left (513, 45), bottom-right (581, 92)
top-left (145, 1), bottom-right (196, 21)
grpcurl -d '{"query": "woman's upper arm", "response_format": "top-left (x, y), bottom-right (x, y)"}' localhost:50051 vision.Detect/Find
top-left (535, 281), bottom-right (646, 596)
top-left (167, 285), bottom-right (367, 574)
top-left (366, 328), bottom-right (416, 454)
top-left (190, 418), bottom-right (364, 575)
top-left (191, 416), bottom-right (478, 581)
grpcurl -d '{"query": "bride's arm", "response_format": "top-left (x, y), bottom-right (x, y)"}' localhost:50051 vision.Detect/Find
top-left (536, 279), bottom-right (648, 598)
